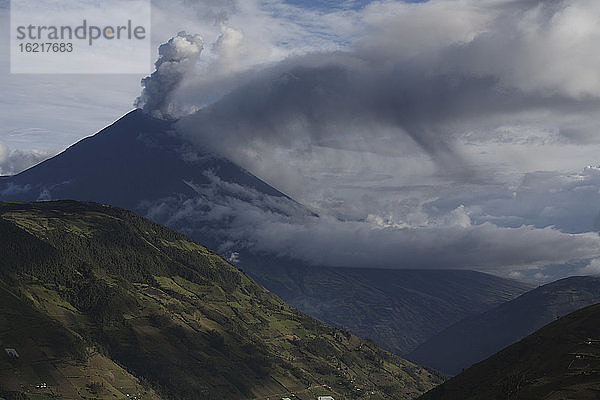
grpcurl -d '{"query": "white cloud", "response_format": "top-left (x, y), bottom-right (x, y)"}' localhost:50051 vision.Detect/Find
top-left (0, 141), bottom-right (55, 176)
top-left (580, 258), bottom-right (600, 276)
top-left (136, 172), bottom-right (600, 272)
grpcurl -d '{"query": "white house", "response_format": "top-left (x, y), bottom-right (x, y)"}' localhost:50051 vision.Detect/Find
top-left (5, 348), bottom-right (19, 359)
top-left (318, 397), bottom-right (335, 400)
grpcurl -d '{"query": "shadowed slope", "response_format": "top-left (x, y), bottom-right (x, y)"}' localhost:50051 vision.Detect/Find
top-left (420, 301), bottom-right (600, 400)
top-left (409, 276), bottom-right (600, 376)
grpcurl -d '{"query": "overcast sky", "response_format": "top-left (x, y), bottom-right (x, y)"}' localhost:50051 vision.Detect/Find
top-left (2, 0), bottom-right (600, 282)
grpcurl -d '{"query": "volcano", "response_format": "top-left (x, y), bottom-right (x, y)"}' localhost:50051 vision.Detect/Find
top-left (0, 109), bottom-right (311, 251)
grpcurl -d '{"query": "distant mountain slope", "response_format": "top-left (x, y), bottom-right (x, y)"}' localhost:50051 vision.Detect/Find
top-left (409, 276), bottom-right (600, 376)
top-left (0, 200), bottom-right (442, 400)
top-left (419, 301), bottom-right (600, 400)
top-left (244, 263), bottom-right (532, 355)
top-left (0, 110), bottom-right (311, 252)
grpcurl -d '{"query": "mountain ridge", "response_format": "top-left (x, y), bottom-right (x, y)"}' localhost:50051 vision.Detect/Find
top-left (419, 300), bottom-right (600, 400)
top-left (2, 110), bottom-right (290, 204)
top-left (409, 275), bottom-right (600, 376)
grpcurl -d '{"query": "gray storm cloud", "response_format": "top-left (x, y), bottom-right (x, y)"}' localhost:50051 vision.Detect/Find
top-left (135, 32), bottom-right (204, 119)
top-left (0, 141), bottom-right (8, 164)
top-left (177, 57), bottom-right (479, 179)
top-left (170, 0), bottom-right (600, 162)
top-left (171, 0), bottom-right (600, 184)
top-left (134, 0), bottom-right (600, 281)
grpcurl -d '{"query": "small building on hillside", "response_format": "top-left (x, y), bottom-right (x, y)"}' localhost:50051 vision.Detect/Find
top-left (318, 396), bottom-right (335, 400)
top-left (5, 348), bottom-right (19, 359)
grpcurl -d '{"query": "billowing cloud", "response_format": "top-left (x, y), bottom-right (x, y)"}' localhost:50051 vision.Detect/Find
top-left (211, 25), bottom-right (271, 74)
top-left (135, 32), bottom-right (204, 118)
top-left (170, 0), bottom-right (600, 186)
top-left (0, 141), bottom-right (54, 176)
top-left (138, 172), bottom-right (600, 273)
top-left (141, 0), bottom-right (600, 282)
top-left (580, 258), bottom-right (600, 276)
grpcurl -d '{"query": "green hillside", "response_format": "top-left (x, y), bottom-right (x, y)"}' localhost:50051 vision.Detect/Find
top-left (419, 301), bottom-right (600, 400)
top-left (0, 279), bottom-right (160, 400)
top-left (0, 201), bottom-right (442, 400)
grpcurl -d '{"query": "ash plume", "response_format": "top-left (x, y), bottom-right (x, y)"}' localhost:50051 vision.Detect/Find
top-left (135, 32), bottom-right (204, 119)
